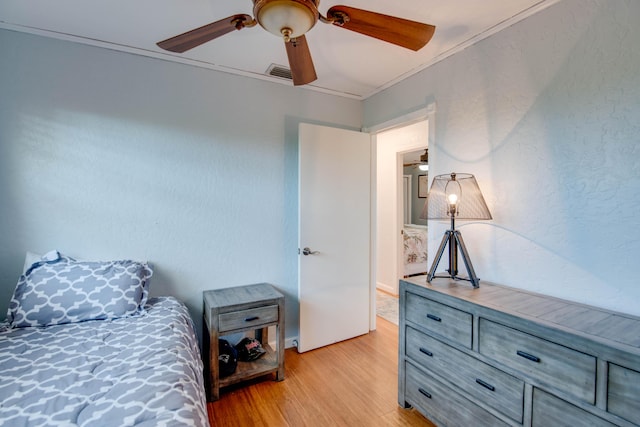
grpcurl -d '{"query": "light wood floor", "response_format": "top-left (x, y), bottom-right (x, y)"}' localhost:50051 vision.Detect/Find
top-left (207, 316), bottom-right (436, 427)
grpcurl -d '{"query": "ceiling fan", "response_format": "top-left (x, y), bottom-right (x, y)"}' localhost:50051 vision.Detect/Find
top-left (404, 149), bottom-right (429, 171)
top-left (157, 0), bottom-right (436, 86)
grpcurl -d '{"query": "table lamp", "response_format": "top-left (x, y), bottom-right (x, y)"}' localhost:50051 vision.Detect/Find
top-left (425, 172), bottom-right (492, 288)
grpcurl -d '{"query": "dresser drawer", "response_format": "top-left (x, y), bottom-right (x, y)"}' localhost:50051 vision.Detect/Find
top-left (406, 326), bottom-right (524, 423)
top-left (218, 305), bottom-right (279, 332)
top-left (532, 388), bottom-right (616, 427)
top-left (479, 318), bottom-right (596, 404)
top-left (405, 361), bottom-right (510, 427)
top-left (405, 292), bottom-right (472, 348)
top-left (608, 363), bottom-right (640, 425)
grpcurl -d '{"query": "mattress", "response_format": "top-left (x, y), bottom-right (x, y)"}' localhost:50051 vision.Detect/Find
top-left (0, 296), bottom-right (209, 427)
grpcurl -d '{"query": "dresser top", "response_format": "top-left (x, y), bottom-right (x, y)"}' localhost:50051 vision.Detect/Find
top-left (401, 276), bottom-right (640, 353)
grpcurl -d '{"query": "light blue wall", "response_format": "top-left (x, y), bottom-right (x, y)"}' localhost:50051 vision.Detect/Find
top-left (0, 29), bottom-right (362, 340)
top-left (365, 0), bottom-right (640, 315)
top-left (2, 0), bottom-right (639, 340)
top-left (402, 166), bottom-right (427, 226)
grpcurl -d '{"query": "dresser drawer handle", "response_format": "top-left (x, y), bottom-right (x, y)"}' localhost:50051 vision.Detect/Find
top-left (418, 388), bottom-right (432, 399)
top-left (426, 314), bottom-right (442, 322)
top-left (517, 350), bottom-right (540, 363)
top-left (419, 347), bottom-right (433, 357)
top-left (245, 316), bottom-right (260, 322)
top-left (475, 378), bottom-right (495, 391)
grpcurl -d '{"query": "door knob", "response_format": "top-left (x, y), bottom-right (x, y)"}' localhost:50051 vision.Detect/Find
top-left (301, 247), bottom-right (319, 256)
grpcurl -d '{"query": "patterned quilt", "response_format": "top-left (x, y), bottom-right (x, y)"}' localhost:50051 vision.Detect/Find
top-left (0, 297), bottom-right (209, 427)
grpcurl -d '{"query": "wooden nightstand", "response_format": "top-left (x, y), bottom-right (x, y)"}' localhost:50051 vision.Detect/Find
top-left (203, 283), bottom-right (285, 401)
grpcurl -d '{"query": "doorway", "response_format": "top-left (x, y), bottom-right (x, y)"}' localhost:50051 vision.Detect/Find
top-left (373, 117), bottom-right (430, 296)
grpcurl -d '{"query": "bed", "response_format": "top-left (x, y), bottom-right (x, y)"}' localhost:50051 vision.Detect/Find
top-left (0, 251), bottom-right (209, 427)
top-left (403, 224), bottom-right (428, 277)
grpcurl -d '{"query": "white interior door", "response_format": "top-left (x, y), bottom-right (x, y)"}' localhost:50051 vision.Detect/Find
top-left (298, 123), bottom-right (371, 353)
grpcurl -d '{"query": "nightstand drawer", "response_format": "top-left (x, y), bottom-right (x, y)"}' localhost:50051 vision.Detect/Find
top-left (608, 363), bottom-right (640, 425)
top-left (532, 388), bottom-right (616, 427)
top-left (479, 318), bottom-right (596, 404)
top-left (405, 361), bottom-right (510, 427)
top-left (218, 305), bottom-right (279, 332)
top-left (405, 292), bottom-right (472, 348)
top-left (406, 326), bottom-right (524, 423)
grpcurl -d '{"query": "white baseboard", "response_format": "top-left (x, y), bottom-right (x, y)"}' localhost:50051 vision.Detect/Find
top-left (376, 282), bottom-right (397, 295)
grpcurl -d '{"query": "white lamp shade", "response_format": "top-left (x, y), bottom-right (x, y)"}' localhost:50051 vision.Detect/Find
top-left (256, 1), bottom-right (317, 38)
top-left (427, 173), bottom-right (492, 220)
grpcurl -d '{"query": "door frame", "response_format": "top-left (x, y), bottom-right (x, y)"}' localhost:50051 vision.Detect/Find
top-left (365, 103), bottom-right (435, 330)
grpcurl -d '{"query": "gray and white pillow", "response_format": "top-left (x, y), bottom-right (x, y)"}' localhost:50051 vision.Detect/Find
top-left (7, 252), bottom-right (153, 328)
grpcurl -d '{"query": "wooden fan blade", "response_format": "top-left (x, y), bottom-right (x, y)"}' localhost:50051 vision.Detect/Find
top-left (285, 35), bottom-right (317, 86)
top-left (326, 6), bottom-right (435, 51)
top-left (157, 14), bottom-right (253, 53)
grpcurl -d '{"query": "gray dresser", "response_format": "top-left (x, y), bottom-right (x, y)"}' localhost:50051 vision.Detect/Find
top-left (399, 276), bottom-right (640, 426)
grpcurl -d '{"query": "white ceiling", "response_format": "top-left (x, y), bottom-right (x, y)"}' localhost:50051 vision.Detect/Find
top-left (0, 0), bottom-right (559, 99)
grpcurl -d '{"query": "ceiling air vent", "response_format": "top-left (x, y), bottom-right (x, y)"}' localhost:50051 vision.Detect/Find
top-left (267, 64), bottom-right (293, 81)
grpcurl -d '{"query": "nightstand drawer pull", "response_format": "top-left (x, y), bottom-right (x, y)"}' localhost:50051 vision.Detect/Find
top-left (517, 350), bottom-right (540, 363)
top-left (418, 388), bottom-right (432, 399)
top-left (427, 314), bottom-right (442, 322)
top-left (419, 347), bottom-right (433, 357)
top-left (244, 316), bottom-right (260, 322)
top-left (475, 378), bottom-right (495, 391)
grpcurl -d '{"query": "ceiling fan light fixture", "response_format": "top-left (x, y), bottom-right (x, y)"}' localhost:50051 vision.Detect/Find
top-left (420, 149), bottom-right (429, 164)
top-left (419, 148), bottom-right (429, 170)
top-left (255, 0), bottom-right (318, 40)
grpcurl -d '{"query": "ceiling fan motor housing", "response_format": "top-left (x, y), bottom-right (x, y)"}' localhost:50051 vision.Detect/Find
top-left (253, 0), bottom-right (320, 39)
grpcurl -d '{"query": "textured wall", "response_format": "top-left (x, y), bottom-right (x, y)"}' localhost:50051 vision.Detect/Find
top-left (365, 0), bottom-right (640, 315)
top-left (0, 29), bottom-right (362, 340)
